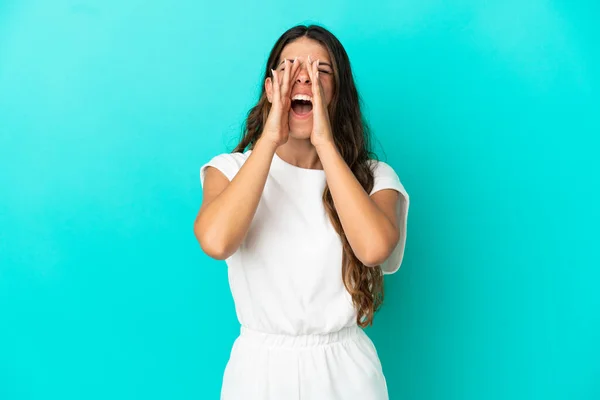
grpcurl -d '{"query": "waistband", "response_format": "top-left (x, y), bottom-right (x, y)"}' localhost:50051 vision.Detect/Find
top-left (239, 325), bottom-right (362, 348)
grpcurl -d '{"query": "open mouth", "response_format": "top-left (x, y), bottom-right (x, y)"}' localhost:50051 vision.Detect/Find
top-left (291, 99), bottom-right (313, 116)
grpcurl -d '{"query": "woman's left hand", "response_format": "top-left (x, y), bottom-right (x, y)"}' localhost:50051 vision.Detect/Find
top-left (307, 56), bottom-right (335, 149)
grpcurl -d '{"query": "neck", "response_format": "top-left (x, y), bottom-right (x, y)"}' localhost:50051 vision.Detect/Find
top-left (276, 137), bottom-right (323, 170)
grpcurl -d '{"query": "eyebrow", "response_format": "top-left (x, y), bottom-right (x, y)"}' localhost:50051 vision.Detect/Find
top-left (278, 59), bottom-right (332, 68)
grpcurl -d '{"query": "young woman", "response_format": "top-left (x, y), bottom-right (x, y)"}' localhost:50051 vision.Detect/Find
top-left (194, 24), bottom-right (410, 400)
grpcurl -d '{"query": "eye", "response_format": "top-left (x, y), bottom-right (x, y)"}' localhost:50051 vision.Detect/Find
top-left (277, 59), bottom-right (297, 70)
top-left (318, 69), bottom-right (331, 74)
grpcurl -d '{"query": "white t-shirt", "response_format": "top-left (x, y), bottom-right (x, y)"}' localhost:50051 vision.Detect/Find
top-left (200, 149), bottom-right (409, 336)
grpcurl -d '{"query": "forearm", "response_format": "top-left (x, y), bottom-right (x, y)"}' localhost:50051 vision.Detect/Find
top-left (316, 142), bottom-right (397, 266)
top-left (197, 137), bottom-right (277, 259)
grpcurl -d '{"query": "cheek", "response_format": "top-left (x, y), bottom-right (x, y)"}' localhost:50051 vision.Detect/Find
top-left (321, 80), bottom-right (334, 105)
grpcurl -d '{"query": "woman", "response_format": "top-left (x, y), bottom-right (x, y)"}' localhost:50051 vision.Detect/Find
top-left (194, 24), bottom-right (410, 400)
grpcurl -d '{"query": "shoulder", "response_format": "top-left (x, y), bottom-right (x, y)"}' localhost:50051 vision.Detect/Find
top-left (368, 159), bottom-right (401, 184)
top-left (367, 159), bottom-right (408, 199)
top-left (200, 150), bottom-right (251, 186)
top-left (207, 150), bottom-right (251, 167)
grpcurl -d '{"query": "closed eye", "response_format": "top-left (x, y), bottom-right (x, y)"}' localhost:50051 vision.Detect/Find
top-left (277, 59), bottom-right (296, 71)
top-left (278, 68), bottom-right (331, 75)
top-left (276, 59), bottom-right (332, 74)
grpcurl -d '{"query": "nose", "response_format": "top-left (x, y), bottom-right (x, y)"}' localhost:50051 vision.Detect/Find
top-left (295, 64), bottom-right (311, 84)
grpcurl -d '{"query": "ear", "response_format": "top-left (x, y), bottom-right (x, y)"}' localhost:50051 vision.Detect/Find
top-left (265, 77), bottom-right (273, 103)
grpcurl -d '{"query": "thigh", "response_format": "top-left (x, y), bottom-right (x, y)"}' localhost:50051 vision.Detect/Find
top-left (298, 333), bottom-right (389, 400)
top-left (220, 338), bottom-right (262, 400)
top-left (220, 337), bottom-right (300, 400)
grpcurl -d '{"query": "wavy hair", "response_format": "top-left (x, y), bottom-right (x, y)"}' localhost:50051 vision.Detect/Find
top-left (232, 24), bottom-right (383, 327)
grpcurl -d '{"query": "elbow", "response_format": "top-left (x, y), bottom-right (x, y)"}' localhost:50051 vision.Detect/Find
top-left (193, 222), bottom-right (231, 261)
top-left (358, 244), bottom-right (390, 268)
top-left (360, 230), bottom-right (400, 268)
top-left (361, 251), bottom-right (390, 268)
top-left (201, 242), bottom-right (230, 261)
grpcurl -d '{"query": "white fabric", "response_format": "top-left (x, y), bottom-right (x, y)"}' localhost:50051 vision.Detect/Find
top-left (199, 149), bottom-right (410, 399)
top-left (222, 325), bottom-right (388, 399)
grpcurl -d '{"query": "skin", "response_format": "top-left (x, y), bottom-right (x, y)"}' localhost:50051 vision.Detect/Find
top-left (265, 37), bottom-right (334, 170)
top-left (195, 37), bottom-right (405, 267)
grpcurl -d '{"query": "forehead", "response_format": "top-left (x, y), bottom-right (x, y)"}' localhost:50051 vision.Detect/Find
top-left (279, 37), bottom-right (330, 62)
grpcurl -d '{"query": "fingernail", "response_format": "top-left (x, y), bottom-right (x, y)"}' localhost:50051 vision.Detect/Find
top-left (271, 69), bottom-right (275, 76)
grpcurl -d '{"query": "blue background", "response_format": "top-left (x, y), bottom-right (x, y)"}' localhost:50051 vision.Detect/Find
top-left (1, 0), bottom-right (598, 399)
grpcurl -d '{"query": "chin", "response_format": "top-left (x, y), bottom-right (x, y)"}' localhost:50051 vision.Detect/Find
top-left (288, 128), bottom-right (312, 139)
top-left (289, 118), bottom-right (313, 139)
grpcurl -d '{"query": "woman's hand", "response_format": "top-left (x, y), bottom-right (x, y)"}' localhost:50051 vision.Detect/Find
top-left (262, 58), bottom-right (301, 148)
top-left (307, 56), bottom-right (335, 149)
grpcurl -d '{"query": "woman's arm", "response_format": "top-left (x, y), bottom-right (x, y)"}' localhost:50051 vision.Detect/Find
top-left (316, 142), bottom-right (404, 267)
top-left (193, 137), bottom-right (278, 260)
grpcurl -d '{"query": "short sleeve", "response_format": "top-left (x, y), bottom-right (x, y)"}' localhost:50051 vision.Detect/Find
top-left (369, 160), bottom-right (410, 275)
top-left (200, 153), bottom-right (240, 188)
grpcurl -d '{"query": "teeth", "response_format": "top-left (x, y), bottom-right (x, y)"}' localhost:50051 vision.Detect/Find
top-left (292, 94), bottom-right (313, 102)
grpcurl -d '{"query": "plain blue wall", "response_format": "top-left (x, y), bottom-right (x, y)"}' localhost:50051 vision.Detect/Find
top-left (1, 1), bottom-right (598, 399)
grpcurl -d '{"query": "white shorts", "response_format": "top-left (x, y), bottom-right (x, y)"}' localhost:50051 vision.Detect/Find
top-left (220, 325), bottom-right (389, 400)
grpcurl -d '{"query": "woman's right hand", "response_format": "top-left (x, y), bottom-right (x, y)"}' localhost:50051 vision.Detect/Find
top-left (262, 58), bottom-right (301, 148)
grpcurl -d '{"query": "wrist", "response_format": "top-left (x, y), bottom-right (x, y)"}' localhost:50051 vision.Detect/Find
top-left (314, 140), bottom-right (337, 153)
top-left (256, 135), bottom-right (280, 153)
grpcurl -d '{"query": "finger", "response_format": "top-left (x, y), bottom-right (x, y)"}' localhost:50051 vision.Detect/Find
top-left (306, 55), bottom-right (314, 84)
top-left (316, 60), bottom-right (320, 88)
top-left (308, 57), bottom-right (321, 106)
top-left (289, 56), bottom-right (301, 87)
top-left (281, 59), bottom-right (291, 97)
top-left (311, 59), bottom-right (321, 104)
top-left (316, 60), bottom-right (323, 96)
top-left (271, 69), bottom-right (281, 105)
